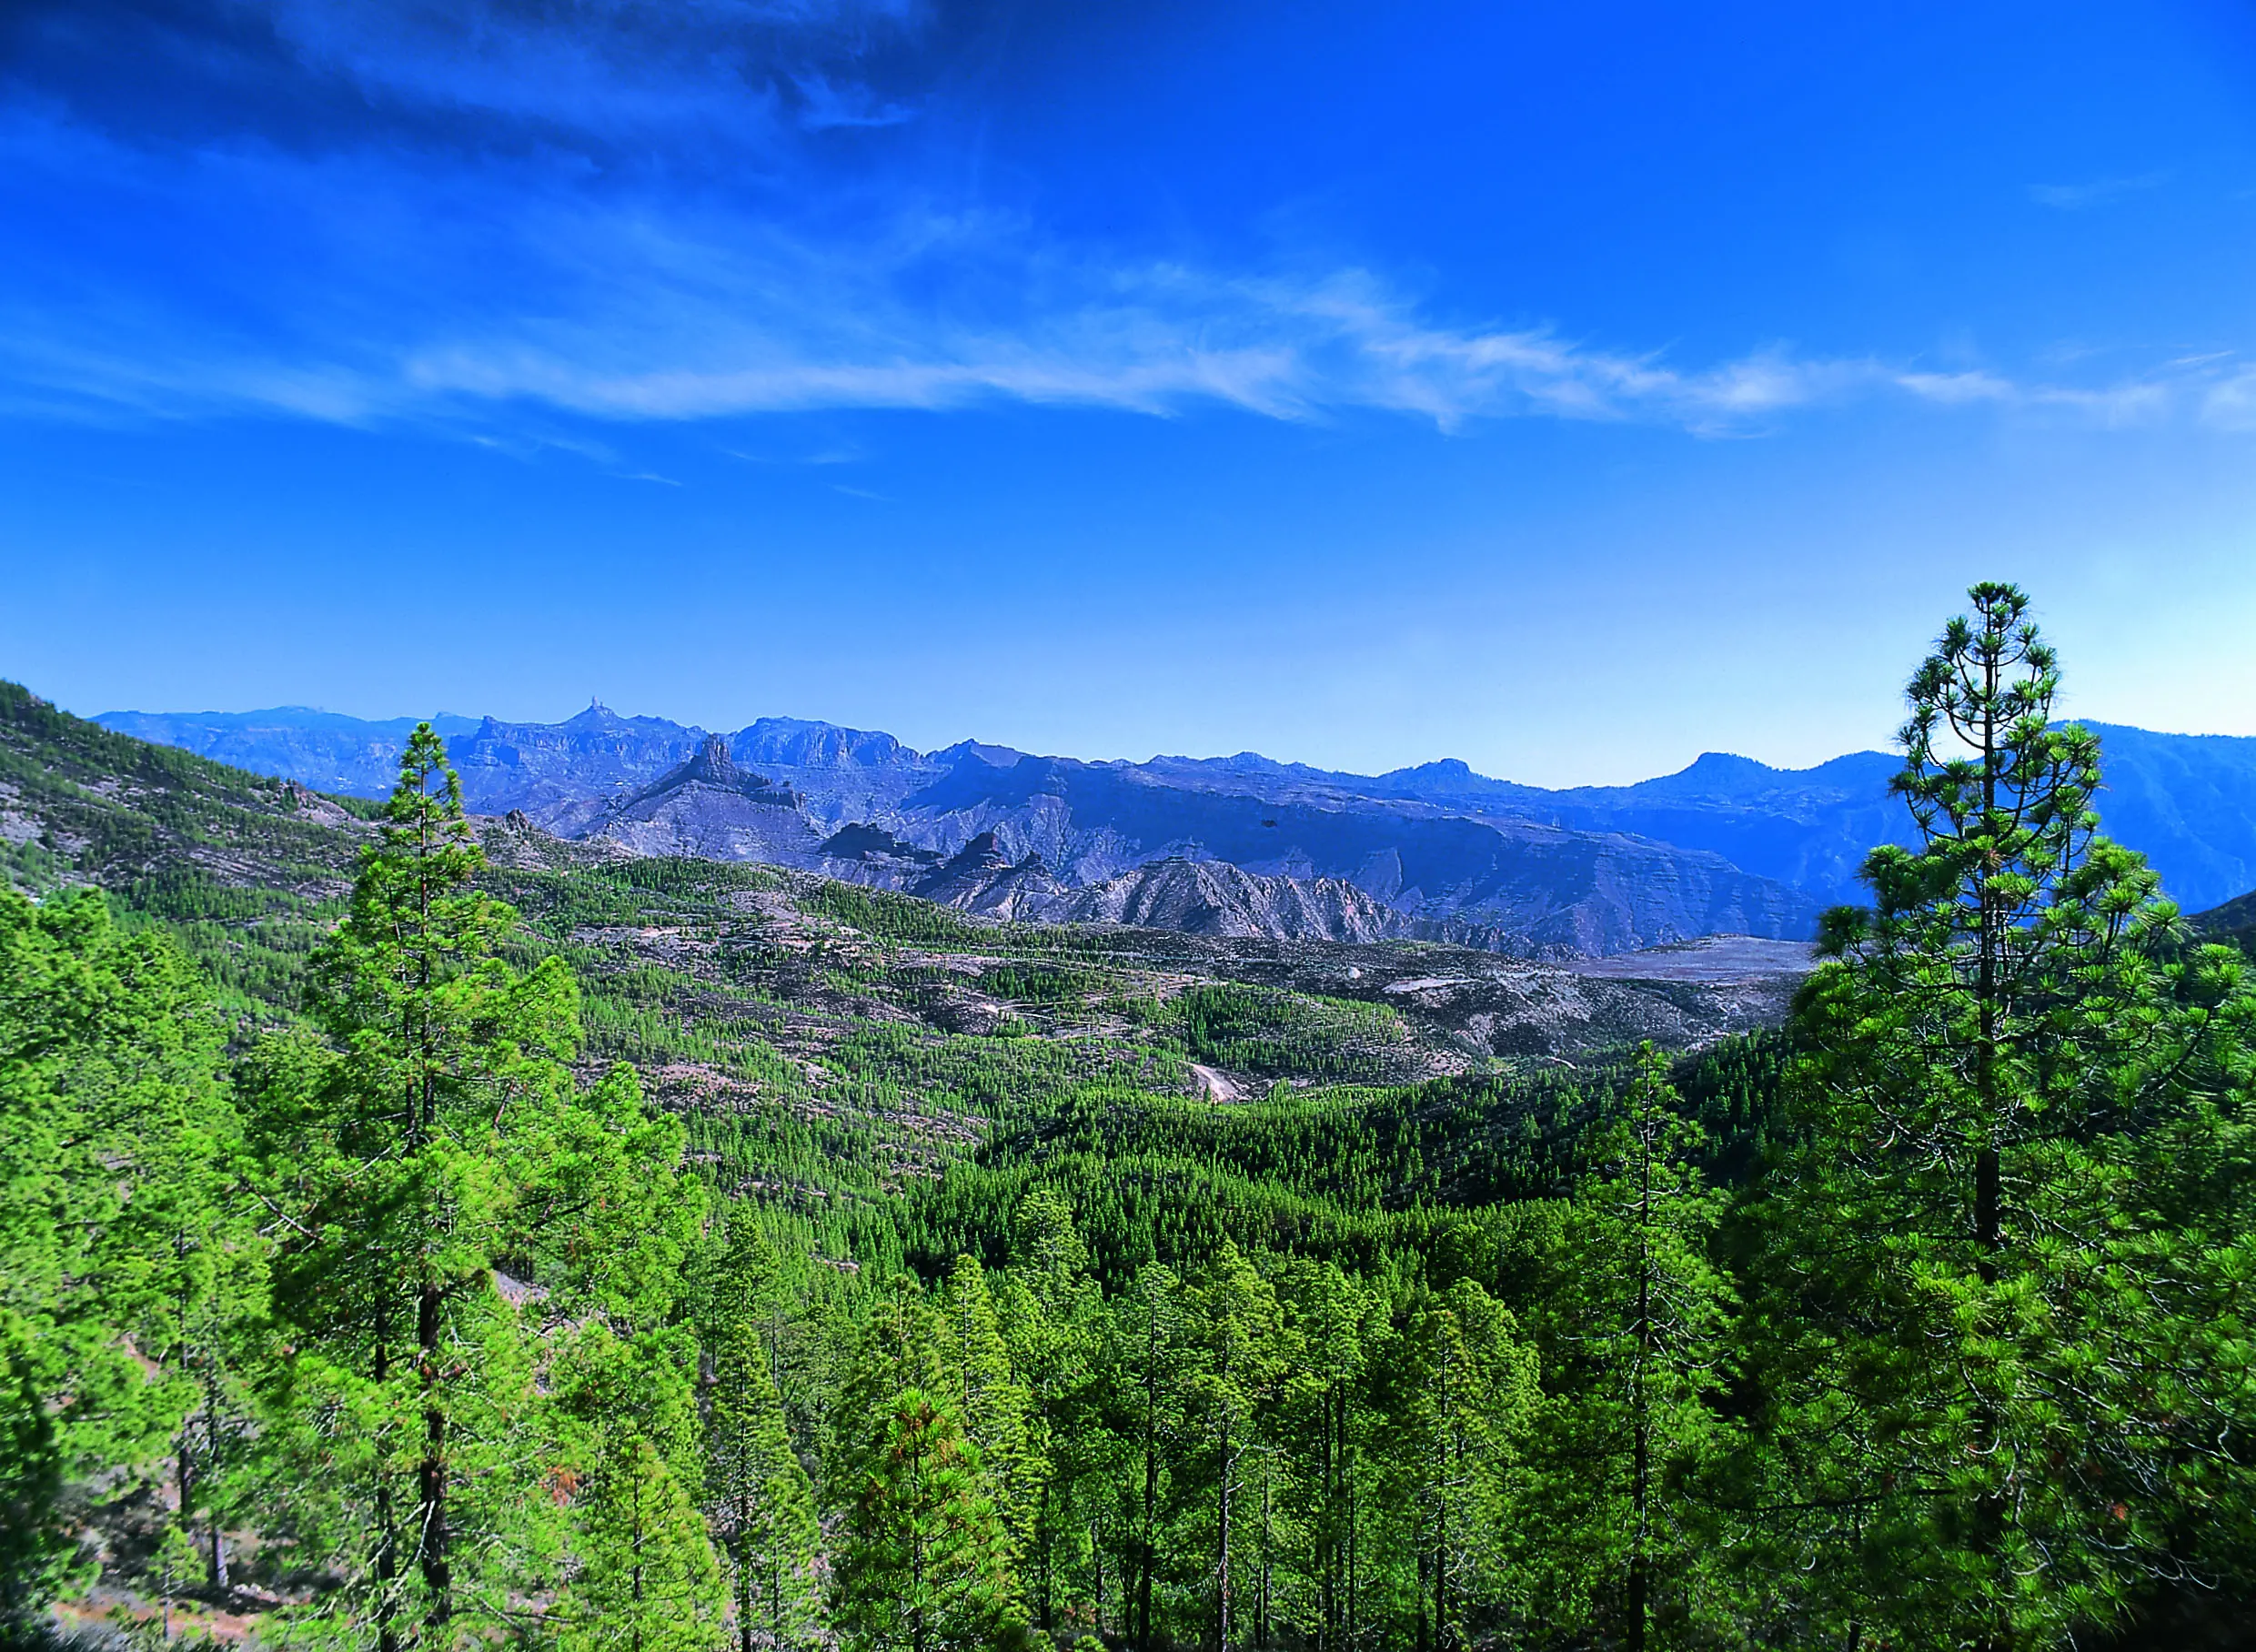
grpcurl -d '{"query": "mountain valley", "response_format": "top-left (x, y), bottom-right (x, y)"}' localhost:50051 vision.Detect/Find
top-left (4, 680), bottom-right (1808, 1200)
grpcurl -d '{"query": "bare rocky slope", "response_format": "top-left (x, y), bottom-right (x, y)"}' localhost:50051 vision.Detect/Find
top-left (1056, 856), bottom-right (1405, 942)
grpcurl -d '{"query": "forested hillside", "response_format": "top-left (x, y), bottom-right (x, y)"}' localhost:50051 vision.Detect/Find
top-left (11, 587), bottom-right (2256, 1651)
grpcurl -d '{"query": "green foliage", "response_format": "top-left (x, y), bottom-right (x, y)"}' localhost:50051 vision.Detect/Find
top-left (1368, 1278), bottom-right (1539, 1650)
top-left (831, 1387), bottom-right (1023, 1652)
top-left (0, 888), bottom-right (243, 1631)
top-left (801, 881), bottom-right (982, 945)
top-left (1748, 584), bottom-right (2256, 1648)
top-left (703, 1226), bottom-right (824, 1652)
top-left (251, 727), bottom-right (702, 1650)
top-left (0, 680), bottom-right (368, 1017)
top-left (1529, 1048), bottom-right (1737, 1649)
top-left (13, 586), bottom-right (2256, 1652)
top-left (553, 1323), bottom-right (725, 1652)
top-left (1174, 982), bottom-right (1410, 1080)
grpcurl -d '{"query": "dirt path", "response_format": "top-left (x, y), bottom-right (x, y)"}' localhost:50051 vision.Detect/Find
top-left (1189, 1063), bottom-right (1244, 1103)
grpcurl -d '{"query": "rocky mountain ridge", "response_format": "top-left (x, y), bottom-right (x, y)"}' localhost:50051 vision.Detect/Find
top-left (545, 730), bottom-right (1818, 954)
top-left (96, 700), bottom-right (2256, 955)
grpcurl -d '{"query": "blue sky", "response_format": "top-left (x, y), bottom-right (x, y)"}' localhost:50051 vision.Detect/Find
top-left (2, 0), bottom-right (2252, 783)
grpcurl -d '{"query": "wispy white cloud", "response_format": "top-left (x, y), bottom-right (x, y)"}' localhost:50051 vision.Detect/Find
top-left (792, 73), bottom-right (918, 131)
top-left (361, 242), bottom-right (2250, 438)
top-left (2203, 368), bottom-right (2256, 433)
top-left (247, 0), bottom-right (924, 147)
top-left (0, 86), bottom-right (2247, 446)
top-left (2028, 170), bottom-right (2171, 210)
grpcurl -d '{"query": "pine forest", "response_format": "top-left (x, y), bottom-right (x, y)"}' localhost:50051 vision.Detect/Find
top-left (7, 583), bottom-right (2256, 1652)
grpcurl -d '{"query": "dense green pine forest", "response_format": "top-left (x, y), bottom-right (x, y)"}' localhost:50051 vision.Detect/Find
top-left (5, 584), bottom-right (2254, 1650)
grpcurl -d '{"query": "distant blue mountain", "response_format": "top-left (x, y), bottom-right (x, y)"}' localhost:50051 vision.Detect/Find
top-left (93, 702), bottom-right (2256, 924)
top-left (2072, 723), bottom-right (2256, 918)
top-left (96, 706), bottom-right (484, 796)
top-left (1361, 730), bottom-right (2256, 912)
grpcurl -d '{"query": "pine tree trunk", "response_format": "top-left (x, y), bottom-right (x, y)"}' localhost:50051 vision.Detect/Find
top-left (1140, 1443), bottom-right (1157, 1652)
top-left (418, 1275), bottom-right (451, 1629)
top-left (1435, 1354), bottom-right (1453, 1652)
top-left (1216, 1414), bottom-right (1232, 1652)
top-left (1037, 1482), bottom-right (1052, 1634)
top-left (177, 1430), bottom-right (195, 1587)
top-left (1259, 1460), bottom-right (1272, 1652)
top-left (738, 1552), bottom-right (753, 1652)
top-left (631, 1476), bottom-right (648, 1652)
top-left (1630, 1129), bottom-right (1652, 1652)
top-left (1345, 1476), bottom-right (1358, 1652)
top-left (1322, 1382), bottom-right (1340, 1652)
top-left (911, 1486), bottom-right (931, 1652)
top-left (374, 1306), bottom-right (399, 1652)
top-left (1971, 672), bottom-right (2004, 1650)
top-left (206, 1386), bottom-right (228, 1591)
top-left (1415, 1544), bottom-right (1431, 1652)
top-left (1141, 1343), bottom-right (1160, 1652)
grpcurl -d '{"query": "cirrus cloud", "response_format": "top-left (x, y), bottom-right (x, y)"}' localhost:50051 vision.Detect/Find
top-left (0, 3), bottom-right (2249, 445)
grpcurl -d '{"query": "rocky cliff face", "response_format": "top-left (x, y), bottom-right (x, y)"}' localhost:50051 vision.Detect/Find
top-left (448, 703), bottom-right (709, 832)
top-left (861, 755), bottom-right (1819, 951)
top-left (76, 708), bottom-right (1827, 952)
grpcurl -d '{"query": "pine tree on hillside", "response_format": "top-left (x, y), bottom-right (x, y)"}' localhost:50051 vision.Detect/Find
top-left (1187, 1243), bottom-right (1287, 1652)
top-left (1010, 1188), bottom-right (1093, 1320)
top-left (555, 1323), bottom-right (725, 1652)
top-left (253, 724), bottom-right (700, 1649)
top-left (0, 889), bottom-right (243, 1633)
top-left (153, 1181), bottom-right (270, 1598)
top-left (832, 1387), bottom-right (1023, 1652)
top-left (998, 1189), bottom-right (1102, 1636)
top-left (1107, 1264), bottom-right (1190, 1652)
top-left (704, 1230), bottom-right (822, 1652)
top-left (831, 1274), bottom-right (958, 1473)
top-left (1276, 1262), bottom-right (1378, 1652)
top-left (1368, 1278), bottom-right (1536, 1652)
top-left (1750, 583), bottom-right (2256, 1647)
top-left (1531, 1047), bottom-right (1736, 1652)
top-left (565, 1435), bottom-right (724, 1652)
top-left (941, 1255), bottom-right (1039, 1567)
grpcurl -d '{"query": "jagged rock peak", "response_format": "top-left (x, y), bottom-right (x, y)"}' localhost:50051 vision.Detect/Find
top-left (680, 733), bottom-right (740, 787)
top-left (942, 831), bottom-right (1012, 873)
top-left (614, 733), bottom-right (806, 813)
top-left (819, 822), bottom-right (942, 865)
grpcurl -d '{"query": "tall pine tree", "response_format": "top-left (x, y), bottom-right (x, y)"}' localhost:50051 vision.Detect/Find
top-left (1532, 1047), bottom-right (1736, 1652)
top-left (0, 890), bottom-right (240, 1633)
top-left (704, 1228), bottom-right (822, 1652)
top-left (1750, 583), bottom-right (2256, 1647)
top-left (832, 1387), bottom-right (1023, 1652)
top-left (555, 1322), bottom-right (725, 1652)
top-left (256, 724), bottom-right (699, 1649)
top-left (1371, 1279), bottom-right (1536, 1652)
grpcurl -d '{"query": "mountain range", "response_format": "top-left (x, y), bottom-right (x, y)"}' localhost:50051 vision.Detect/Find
top-left (97, 701), bottom-right (2256, 956)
